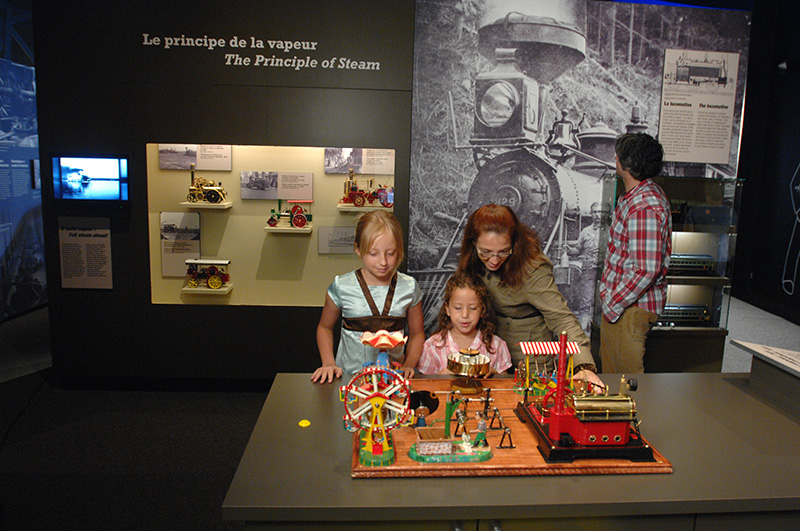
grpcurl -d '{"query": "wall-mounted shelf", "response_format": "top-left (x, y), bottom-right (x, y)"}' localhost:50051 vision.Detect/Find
top-left (264, 224), bottom-right (314, 234)
top-left (179, 201), bottom-right (233, 210)
top-left (665, 275), bottom-right (730, 286)
top-left (337, 204), bottom-right (393, 212)
top-left (181, 283), bottom-right (234, 295)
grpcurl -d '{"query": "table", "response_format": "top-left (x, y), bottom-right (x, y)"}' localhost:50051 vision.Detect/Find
top-left (223, 372), bottom-right (800, 530)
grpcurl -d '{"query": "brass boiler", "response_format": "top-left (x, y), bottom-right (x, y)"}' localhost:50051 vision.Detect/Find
top-left (447, 348), bottom-right (491, 378)
top-left (566, 393), bottom-right (637, 422)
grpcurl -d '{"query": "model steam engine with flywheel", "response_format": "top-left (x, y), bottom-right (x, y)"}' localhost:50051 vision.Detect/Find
top-left (515, 332), bottom-right (654, 463)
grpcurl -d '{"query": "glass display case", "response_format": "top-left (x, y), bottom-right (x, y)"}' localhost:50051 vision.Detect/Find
top-left (658, 174), bottom-right (740, 330)
top-left (591, 168), bottom-right (742, 372)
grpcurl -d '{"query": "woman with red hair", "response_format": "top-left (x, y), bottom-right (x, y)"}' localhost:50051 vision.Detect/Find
top-left (458, 203), bottom-right (603, 386)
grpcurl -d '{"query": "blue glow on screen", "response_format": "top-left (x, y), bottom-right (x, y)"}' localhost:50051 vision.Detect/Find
top-left (52, 156), bottom-right (129, 201)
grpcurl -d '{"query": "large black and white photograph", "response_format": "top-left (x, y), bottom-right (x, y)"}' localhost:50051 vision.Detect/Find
top-left (408, 0), bottom-right (750, 334)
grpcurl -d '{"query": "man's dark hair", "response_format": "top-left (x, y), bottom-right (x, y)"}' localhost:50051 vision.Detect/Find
top-left (615, 133), bottom-right (663, 181)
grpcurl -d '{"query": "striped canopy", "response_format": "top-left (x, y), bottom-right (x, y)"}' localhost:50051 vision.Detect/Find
top-left (519, 341), bottom-right (579, 356)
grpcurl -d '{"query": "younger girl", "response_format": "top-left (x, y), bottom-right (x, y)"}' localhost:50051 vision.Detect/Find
top-left (312, 211), bottom-right (424, 384)
top-left (417, 271), bottom-right (511, 375)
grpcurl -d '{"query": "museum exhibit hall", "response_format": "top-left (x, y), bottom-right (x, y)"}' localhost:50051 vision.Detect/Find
top-left (2, 0), bottom-right (800, 529)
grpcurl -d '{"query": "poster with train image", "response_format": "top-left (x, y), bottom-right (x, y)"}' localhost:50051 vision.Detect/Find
top-left (407, 0), bottom-right (751, 335)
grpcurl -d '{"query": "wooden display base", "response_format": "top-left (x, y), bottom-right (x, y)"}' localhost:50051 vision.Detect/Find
top-left (351, 378), bottom-right (672, 478)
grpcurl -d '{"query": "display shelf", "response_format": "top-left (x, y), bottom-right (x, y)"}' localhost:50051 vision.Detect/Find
top-left (181, 282), bottom-right (234, 295)
top-left (337, 203), bottom-right (394, 212)
top-left (179, 200), bottom-right (233, 210)
top-left (665, 275), bottom-right (730, 286)
top-left (671, 223), bottom-right (736, 234)
top-left (650, 175), bottom-right (739, 367)
top-left (264, 223), bottom-right (313, 234)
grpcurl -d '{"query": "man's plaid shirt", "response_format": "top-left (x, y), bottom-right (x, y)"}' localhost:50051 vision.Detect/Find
top-left (600, 178), bottom-right (672, 322)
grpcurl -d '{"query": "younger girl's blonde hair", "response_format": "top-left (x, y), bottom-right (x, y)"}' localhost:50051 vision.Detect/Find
top-left (354, 210), bottom-right (405, 264)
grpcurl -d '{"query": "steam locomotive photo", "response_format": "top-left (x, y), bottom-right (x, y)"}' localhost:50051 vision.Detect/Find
top-left (410, 5), bottom-right (618, 330)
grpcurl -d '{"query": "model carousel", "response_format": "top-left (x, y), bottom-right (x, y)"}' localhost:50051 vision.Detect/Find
top-left (446, 348), bottom-right (492, 394)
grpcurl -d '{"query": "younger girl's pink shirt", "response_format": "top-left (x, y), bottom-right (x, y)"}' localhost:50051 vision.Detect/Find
top-left (418, 330), bottom-right (512, 375)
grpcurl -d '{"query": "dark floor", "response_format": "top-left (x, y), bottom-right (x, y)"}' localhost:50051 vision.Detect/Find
top-left (2, 299), bottom-right (800, 530)
top-left (0, 308), bottom-right (269, 530)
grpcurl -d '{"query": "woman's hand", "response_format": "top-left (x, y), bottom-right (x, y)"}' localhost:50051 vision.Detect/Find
top-left (573, 369), bottom-right (605, 392)
top-left (311, 365), bottom-right (342, 384)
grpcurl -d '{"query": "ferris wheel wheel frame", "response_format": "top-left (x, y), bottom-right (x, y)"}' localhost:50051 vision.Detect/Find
top-left (340, 366), bottom-right (411, 433)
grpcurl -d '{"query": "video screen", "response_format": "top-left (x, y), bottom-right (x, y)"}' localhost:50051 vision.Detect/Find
top-left (52, 155), bottom-right (129, 201)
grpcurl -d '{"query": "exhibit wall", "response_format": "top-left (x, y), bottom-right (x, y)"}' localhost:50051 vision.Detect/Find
top-left (733, 0), bottom-right (800, 326)
top-left (0, 58), bottom-right (43, 324)
top-left (32, 0), bottom-right (782, 384)
top-left (33, 0), bottom-right (414, 382)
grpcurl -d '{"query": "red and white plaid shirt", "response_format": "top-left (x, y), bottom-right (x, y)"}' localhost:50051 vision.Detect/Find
top-left (600, 178), bottom-right (672, 322)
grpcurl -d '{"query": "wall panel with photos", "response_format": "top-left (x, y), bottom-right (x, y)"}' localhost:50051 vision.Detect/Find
top-left (147, 144), bottom-right (397, 307)
top-left (34, 0), bottom-right (414, 381)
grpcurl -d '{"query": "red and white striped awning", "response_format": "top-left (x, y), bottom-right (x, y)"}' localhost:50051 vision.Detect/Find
top-left (519, 341), bottom-right (580, 356)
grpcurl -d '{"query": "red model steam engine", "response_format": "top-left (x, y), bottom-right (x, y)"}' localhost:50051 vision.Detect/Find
top-left (515, 333), bottom-right (654, 462)
top-left (340, 169), bottom-right (394, 208)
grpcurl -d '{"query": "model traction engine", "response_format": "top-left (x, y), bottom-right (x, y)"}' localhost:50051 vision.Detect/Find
top-left (514, 332), bottom-right (654, 463)
top-left (340, 169), bottom-right (394, 208)
top-left (185, 258), bottom-right (230, 289)
top-left (186, 163), bottom-right (227, 204)
top-left (267, 203), bottom-right (312, 229)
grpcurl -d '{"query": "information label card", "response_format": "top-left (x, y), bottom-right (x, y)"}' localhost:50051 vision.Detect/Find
top-left (730, 340), bottom-right (800, 379)
top-left (58, 217), bottom-right (112, 289)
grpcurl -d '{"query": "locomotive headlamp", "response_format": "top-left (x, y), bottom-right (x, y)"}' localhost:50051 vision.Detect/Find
top-left (470, 48), bottom-right (540, 146)
top-left (476, 81), bottom-right (519, 128)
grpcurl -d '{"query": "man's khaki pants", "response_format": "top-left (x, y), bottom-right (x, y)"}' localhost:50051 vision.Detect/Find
top-left (600, 305), bottom-right (658, 374)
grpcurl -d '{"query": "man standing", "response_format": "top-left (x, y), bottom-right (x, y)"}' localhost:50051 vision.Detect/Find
top-left (599, 133), bottom-right (671, 373)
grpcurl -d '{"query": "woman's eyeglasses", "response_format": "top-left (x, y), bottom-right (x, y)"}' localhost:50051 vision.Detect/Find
top-left (475, 246), bottom-right (513, 259)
